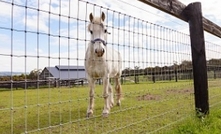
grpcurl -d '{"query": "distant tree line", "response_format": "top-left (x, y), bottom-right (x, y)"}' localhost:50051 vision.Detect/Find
top-left (0, 69), bottom-right (42, 81)
top-left (122, 60), bottom-right (193, 76)
top-left (122, 59), bottom-right (221, 75)
top-left (121, 59), bottom-right (221, 83)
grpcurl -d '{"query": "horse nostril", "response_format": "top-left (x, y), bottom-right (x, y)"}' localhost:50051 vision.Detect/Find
top-left (95, 49), bottom-right (105, 57)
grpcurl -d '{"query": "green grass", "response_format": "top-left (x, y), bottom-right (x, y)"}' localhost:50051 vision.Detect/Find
top-left (0, 80), bottom-right (221, 133)
top-left (163, 80), bottom-right (221, 134)
top-left (166, 105), bottom-right (221, 134)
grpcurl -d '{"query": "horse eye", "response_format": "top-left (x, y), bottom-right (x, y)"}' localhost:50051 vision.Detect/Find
top-left (104, 29), bottom-right (107, 33)
top-left (90, 31), bottom-right (93, 34)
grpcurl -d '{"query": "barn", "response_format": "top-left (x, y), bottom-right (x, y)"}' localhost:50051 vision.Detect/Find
top-left (39, 65), bottom-right (87, 86)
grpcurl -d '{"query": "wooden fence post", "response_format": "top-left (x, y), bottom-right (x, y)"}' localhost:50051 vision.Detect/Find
top-left (184, 2), bottom-right (209, 116)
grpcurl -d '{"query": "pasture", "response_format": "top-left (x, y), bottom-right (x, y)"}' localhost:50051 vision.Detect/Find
top-left (1, 80), bottom-right (220, 133)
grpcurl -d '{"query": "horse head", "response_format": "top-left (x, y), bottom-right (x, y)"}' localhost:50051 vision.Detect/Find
top-left (88, 12), bottom-right (109, 57)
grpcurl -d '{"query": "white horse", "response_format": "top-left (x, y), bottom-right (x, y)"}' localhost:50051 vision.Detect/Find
top-left (84, 12), bottom-right (122, 117)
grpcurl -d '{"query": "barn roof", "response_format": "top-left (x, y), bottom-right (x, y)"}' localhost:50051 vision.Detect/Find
top-left (42, 65), bottom-right (87, 80)
top-left (55, 65), bottom-right (85, 71)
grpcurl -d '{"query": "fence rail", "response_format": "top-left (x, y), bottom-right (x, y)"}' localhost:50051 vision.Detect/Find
top-left (138, 0), bottom-right (221, 38)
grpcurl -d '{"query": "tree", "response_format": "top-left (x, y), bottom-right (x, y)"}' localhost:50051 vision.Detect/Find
top-left (180, 60), bottom-right (192, 69)
top-left (20, 73), bottom-right (26, 80)
top-left (28, 69), bottom-right (42, 80)
top-left (122, 67), bottom-right (130, 75)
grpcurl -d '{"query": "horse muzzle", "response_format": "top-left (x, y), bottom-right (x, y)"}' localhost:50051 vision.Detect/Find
top-left (95, 48), bottom-right (105, 57)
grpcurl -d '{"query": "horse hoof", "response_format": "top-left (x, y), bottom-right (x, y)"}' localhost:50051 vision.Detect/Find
top-left (116, 102), bottom-right (121, 106)
top-left (102, 113), bottom-right (109, 118)
top-left (86, 112), bottom-right (93, 118)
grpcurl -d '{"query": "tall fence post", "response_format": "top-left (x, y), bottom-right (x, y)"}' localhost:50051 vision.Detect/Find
top-left (184, 2), bottom-right (209, 116)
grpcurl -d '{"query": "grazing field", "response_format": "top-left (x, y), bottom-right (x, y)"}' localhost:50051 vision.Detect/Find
top-left (0, 80), bottom-right (221, 133)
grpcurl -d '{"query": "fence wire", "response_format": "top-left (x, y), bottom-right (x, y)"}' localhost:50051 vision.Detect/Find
top-left (0, 0), bottom-right (221, 134)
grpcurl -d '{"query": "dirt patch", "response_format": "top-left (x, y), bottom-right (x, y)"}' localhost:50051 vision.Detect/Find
top-left (137, 89), bottom-right (193, 101)
top-left (166, 89), bottom-right (193, 94)
top-left (137, 93), bottom-right (161, 101)
top-left (0, 105), bottom-right (5, 109)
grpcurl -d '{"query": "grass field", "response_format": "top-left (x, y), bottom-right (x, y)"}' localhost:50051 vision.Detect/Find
top-left (0, 79), bottom-right (221, 134)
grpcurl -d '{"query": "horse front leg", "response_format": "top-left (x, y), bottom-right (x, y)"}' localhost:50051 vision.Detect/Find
top-left (115, 77), bottom-right (122, 106)
top-left (102, 76), bottom-right (110, 117)
top-left (108, 83), bottom-right (114, 108)
top-left (86, 78), bottom-right (95, 118)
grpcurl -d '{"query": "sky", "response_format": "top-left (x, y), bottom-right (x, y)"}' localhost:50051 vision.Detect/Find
top-left (0, 0), bottom-right (220, 72)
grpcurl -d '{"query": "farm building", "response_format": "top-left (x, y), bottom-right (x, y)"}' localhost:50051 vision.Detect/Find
top-left (39, 65), bottom-right (87, 86)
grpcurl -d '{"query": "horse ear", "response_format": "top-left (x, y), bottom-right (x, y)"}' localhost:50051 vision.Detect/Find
top-left (101, 12), bottom-right (105, 21)
top-left (89, 13), bottom-right (93, 22)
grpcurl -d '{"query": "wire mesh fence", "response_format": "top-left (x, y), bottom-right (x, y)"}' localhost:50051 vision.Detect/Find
top-left (0, 0), bottom-right (221, 133)
top-left (205, 35), bottom-right (221, 112)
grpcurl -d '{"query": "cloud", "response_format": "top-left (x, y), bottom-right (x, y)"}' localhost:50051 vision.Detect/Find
top-left (35, 48), bottom-right (43, 53)
top-left (0, 1), bottom-right (24, 26)
top-left (180, 0), bottom-right (221, 24)
top-left (24, 15), bottom-right (49, 33)
top-left (0, 34), bottom-right (10, 47)
top-left (0, 2), bottom-right (12, 17)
